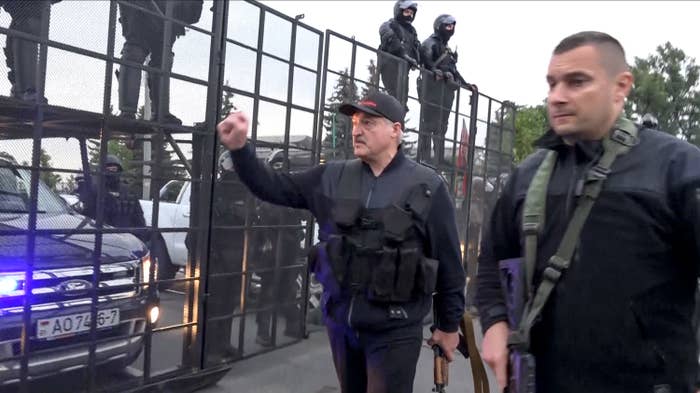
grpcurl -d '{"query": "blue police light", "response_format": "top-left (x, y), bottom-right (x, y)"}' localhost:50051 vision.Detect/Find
top-left (0, 278), bottom-right (18, 295)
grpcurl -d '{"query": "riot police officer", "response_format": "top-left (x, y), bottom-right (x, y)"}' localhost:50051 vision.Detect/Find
top-left (641, 112), bottom-right (659, 129)
top-left (78, 154), bottom-right (146, 232)
top-left (252, 150), bottom-right (306, 347)
top-left (217, 92), bottom-right (466, 393)
top-left (377, 1), bottom-right (420, 108)
top-left (417, 14), bottom-right (466, 164)
top-left (205, 150), bottom-right (250, 363)
top-left (116, 0), bottom-right (203, 124)
top-left (1, 0), bottom-right (60, 101)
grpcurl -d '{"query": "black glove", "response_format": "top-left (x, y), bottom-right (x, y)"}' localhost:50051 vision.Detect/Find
top-left (403, 55), bottom-right (419, 70)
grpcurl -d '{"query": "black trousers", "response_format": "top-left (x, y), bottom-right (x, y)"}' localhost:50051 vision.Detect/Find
top-left (326, 320), bottom-right (422, 393)
top-left (377, 52), bottom-right (409, 108)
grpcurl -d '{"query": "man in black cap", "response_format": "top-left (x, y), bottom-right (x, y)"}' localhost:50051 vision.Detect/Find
top-left (377, 1), bottom-right (421, 108)
top-left (216, 91), bottom-right (465, 393)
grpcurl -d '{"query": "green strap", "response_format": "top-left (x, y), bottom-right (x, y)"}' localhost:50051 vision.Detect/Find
top-left (514, 117), bottom-right (638, 350)
top-left (522, 150), bottom-right (558, 296)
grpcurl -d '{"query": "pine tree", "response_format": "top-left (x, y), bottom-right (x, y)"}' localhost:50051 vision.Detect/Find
top-left (322, 69), bottom-right (358, 161)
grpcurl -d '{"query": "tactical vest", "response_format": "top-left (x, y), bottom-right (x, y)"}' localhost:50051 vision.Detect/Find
top-left (508, 116), bottom-right (639, 352)
top-left (316, 159), bottom-right (441, 303)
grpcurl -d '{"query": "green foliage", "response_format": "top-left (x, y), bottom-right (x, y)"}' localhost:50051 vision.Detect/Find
top-left (513, 105), bottom-right (548, 163)
top-left (625, 42), bottom-right (700, 146)
top-left (39, 148), bottom-right (61, 191)
top-left (322, 68), bottom-right (358, 161)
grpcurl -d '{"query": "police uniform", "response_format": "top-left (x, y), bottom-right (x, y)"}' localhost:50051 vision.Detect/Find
top-left (229, 92), bottom-right (465, 393)
top-left (78, 155), bottom-right (146, 232)
top-left (205, 154), bottom-right (250, 363)
top-left (476, 120), bottom-right (700, 392)
top-left (116, 0), bottom-right (203, 123)
top-left (377, 1), bottom-right (420, 107)
top-left (417, 14), bottom-right (459, 164)
top-left (1, 0), bottom-right (58, 101)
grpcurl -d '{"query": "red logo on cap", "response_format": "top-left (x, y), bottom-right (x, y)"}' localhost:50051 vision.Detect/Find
top-left (359, 100), bottom-right (377, 107)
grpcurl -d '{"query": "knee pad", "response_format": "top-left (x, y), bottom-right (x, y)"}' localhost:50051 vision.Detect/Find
top-left (120, 42), bottom-right (147, 63)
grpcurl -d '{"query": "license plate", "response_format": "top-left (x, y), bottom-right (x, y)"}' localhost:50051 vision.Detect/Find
top-left (37, 309), bottom-right (120, 340)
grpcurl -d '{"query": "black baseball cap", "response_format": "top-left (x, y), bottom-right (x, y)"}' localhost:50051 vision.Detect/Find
top-left (338, 91), bottom-right (406, 127)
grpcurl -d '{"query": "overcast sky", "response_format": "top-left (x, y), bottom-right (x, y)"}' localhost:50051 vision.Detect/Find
top-left (1, 0), bottom-right (698, 173)
top-left (264, 0), bottom-right (700, 107)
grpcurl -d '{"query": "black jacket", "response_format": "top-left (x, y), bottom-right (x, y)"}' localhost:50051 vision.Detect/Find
top-left (231, 145), bottom-right (465, 332)
top-left (476, 125), bottom-right (700, 391)
top-left (378, 18), bottom-right (420, 64)
top-left (420, 33), bottom-right (458, 76)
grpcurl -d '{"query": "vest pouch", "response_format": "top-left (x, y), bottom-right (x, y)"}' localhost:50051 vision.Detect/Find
top-left (326, 235), bottom-right (351, 285)
top-left (393, 247), bottom-right (420, 302)
top-left (383, 204), bottom-right (414, 242)
top-left (331, 198), bottom-right (362, 228)
top-left (416, 257), bottom-right (439, 295)
top-left (367, 247), bottom-right (397, 303)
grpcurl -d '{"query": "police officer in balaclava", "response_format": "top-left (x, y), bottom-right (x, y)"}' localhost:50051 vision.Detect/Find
top-left (253, 150), bottom-right (306, 347)
top-left (79, 154), bottom-right (146, 234)
top-left (417, 14), bottom-right (461, 164)
top-left (377, 1), bottom-right (421, 108)
top-left (204, 150), bottom-right (251, 363)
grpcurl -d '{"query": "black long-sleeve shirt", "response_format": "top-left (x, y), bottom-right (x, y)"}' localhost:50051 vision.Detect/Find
top-left (231, 144), bottom-right (465, 331)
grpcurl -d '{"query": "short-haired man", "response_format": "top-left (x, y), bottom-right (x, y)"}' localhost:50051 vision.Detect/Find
top-left (476, 31), bottom-right (700, 392)
top-left (217, 91), bottom-right (466, 393)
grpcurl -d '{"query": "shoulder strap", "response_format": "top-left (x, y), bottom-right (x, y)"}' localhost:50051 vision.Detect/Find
top-left (513, 117), bottom-right (639, 351)
top-left (336, 159), bottom-right (363, 200)
top-left (521, 150), bottom-right (558, 296)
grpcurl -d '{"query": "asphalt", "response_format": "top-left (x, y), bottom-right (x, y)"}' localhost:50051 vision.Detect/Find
top-left (199, 323), bottom-right (499, 393)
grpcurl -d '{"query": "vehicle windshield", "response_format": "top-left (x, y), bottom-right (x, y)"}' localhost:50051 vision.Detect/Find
top-left (0, 165), bottom-right (69, 215)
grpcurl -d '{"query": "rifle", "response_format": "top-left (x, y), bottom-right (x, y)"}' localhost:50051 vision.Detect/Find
top-left (499, 258), bottom-right (536, 393)
top-left (431, 313), bottom-right (490, 393)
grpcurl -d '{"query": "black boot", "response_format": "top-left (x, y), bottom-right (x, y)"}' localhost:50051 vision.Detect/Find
top-left (148, 51), bottom-right (182, 125)
top-left (7, 21), bottom-right (42, 102)
top-left (118, 43), bottom-right (146, 119)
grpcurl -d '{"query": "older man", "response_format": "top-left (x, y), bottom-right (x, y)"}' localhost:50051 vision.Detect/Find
top-left (477, 31), bottom-right (700, 392)
top-left (217, 91), bottom-right (465, 393)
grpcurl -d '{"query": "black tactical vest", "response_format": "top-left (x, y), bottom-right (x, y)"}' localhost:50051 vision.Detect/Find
top-left (315, 159), bottom-right (441, 304)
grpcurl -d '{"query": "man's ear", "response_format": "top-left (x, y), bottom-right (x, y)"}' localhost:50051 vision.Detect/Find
top-left (614, 71), bottom-right (634, 103)
top-left (392, 122), bottom-right (403, 142)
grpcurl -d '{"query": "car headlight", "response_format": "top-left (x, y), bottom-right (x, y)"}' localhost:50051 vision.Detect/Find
top-left (141, 254), bottom-right (156, 283)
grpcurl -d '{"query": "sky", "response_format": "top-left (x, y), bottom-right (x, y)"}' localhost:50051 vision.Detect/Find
top-left (1, 0), bottom-right (698, 174)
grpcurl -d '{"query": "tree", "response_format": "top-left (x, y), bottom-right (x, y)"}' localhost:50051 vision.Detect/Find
top-left (513, 105), bottom-right (548, 163)
top-left (625, 42), bottom-right (700, 146)
top-left (360, 59), bottom-right (380, 99)
top-left (39, 148), bottom-right (61, 191)
top-left (322, 68), bottom-right (358, 161)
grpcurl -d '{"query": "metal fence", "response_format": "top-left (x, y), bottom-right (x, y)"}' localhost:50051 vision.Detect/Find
top-left (0, 1), bottom-right (515, 392)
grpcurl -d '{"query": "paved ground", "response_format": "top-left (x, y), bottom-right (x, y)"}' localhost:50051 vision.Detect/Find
top-left (200, 323), bottom-right (499, 393)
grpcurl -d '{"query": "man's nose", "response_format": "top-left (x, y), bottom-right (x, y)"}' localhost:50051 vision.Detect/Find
top-left (352, 125), bottom-right (362, 136)
top-left (548, 83), bottom-right (568, 105)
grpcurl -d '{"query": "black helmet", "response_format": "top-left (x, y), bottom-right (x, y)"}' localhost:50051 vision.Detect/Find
top-left (105, 154), bottom-right (123, 171)
top-left (266, 149), bottom-right (289, 171)
top-left (641, 113), bottom-right (658, 129)
top-left (433, 14), bottom-right (456, 41)
top-left (394, 0), bottom-right (417, 23)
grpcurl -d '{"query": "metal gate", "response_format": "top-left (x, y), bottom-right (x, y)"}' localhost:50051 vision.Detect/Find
top-left (0, 1), bottom-right (514, 392)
